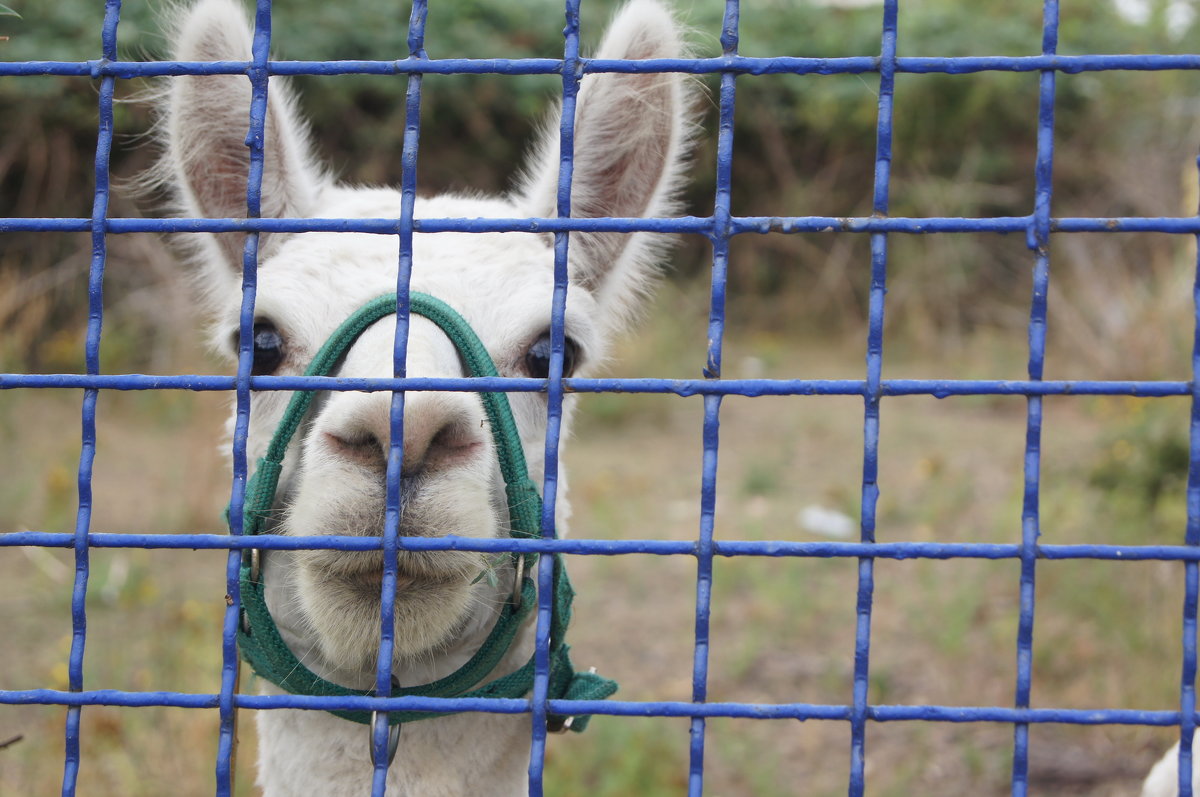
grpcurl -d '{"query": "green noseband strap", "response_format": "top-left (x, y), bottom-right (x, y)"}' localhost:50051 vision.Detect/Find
top-left (232, 292), bottom-right (617, 730)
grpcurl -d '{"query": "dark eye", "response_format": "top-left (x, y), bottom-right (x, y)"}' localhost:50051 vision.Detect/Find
top-left (250, 321), bottom-right (285, 375)
top-left (525, 334), bottom-right (578, 379)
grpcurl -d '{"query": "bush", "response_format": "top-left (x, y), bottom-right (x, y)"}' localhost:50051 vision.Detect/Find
top-left (1, 0), bottom-right (1196, 367)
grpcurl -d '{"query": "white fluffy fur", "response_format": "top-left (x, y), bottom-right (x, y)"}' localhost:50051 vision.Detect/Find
top-left (1143, 740), bottom-right (1198, 797)
top-left (158, 0), bottom-right (691, 793)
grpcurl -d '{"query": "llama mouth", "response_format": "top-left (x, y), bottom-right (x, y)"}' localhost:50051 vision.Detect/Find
top-left (341, 564), bottom-right (466, 601)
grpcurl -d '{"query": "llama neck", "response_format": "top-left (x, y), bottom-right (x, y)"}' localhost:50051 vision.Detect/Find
top-left (254, 691), bottom-right (533, 797)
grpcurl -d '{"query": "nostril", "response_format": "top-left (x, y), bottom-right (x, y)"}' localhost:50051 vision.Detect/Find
top-left (323, 430), bottom-right (387, 471)
top-left (324, 424), bottom-right (481, 476)
top-left (424, 422), bottom-right (484, 471)
top-left (321, 395), bottom-right (485, 477)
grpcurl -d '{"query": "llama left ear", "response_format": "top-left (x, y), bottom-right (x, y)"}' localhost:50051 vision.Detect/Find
top-left (165, 0), bottom-right (326, 278)
top-left (516, 0), bottom-right (691, 323)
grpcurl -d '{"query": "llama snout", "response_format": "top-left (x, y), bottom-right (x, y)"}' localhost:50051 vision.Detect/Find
top-left (317, 388), bottom-right (488, 478)
top-left (286, 387), bottom-right (502, 665)
top-left (293, 385), bottom-right (499, 545)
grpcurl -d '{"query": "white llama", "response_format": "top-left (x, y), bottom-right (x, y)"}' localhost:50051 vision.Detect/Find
top-left (1143, 740), bottom-right (1198, 797)
top-left (159, 0), bottom-right (691, 793)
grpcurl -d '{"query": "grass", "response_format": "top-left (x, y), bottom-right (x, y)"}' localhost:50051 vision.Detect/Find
top-left (0, 283), bottom-right (1194, 795)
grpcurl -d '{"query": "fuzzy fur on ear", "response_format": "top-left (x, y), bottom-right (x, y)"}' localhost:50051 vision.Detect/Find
top-left (516, 0), bottom-right (693, 332)
top-left (162, 0), bottom-right (327, 279)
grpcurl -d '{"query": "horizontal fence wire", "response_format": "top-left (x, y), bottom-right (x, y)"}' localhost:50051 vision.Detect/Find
top-left (0, 689), bottom-right (1189, 727)
top-left (7, 53), bottom-right (1200, 77)
top-left (2, 0), bottom-right (1199, 795)
top-left (3, 374), bottom-right (1196, 396)
top-left (10, 531), bottom-right (1200, 561)
top-left (4, 214), bottom-right (1200, 234)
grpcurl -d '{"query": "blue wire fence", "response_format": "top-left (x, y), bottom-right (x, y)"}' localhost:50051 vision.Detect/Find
top-left (1, 0), bottom-right (1198, 795)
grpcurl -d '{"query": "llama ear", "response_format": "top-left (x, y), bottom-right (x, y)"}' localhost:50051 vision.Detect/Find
top-left (516, 0), bottom-right (690, 324)
top-left (165, 0), bottom-right (325, 276)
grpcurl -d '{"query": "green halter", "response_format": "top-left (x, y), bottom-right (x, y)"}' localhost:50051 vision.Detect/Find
top-left (232, 292), bottom-right (617, 731)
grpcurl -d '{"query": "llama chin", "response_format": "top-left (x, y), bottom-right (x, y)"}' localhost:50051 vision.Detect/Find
top-left (154, 0), bottom-right (693, 792)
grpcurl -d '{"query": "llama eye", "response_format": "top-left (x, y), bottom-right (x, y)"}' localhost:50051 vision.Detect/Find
top-left (525, 334), bottom-right (578, 380)
top-left (250, 322), bottom-right (285, 375)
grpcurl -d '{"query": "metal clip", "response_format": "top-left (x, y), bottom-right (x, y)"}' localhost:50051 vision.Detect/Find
top-left (369, 676), bottom-right (403, 768)
top-left (548, 666), bottom-right (595, 733)
top-left (239, 550), bottom-right (258, 635)
top-left (510, 555), bottom-right (525, 609)
top-left (548, 715), bottom-right (575, 734)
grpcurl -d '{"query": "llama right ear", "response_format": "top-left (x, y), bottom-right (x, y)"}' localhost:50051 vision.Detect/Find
top-left (516, 0), bottom-right (690, 328)
top-left (165, 0), bottom-right (325, 276)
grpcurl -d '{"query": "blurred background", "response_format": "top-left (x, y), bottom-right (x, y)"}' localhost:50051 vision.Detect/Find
top-left (3, 0), bottom-right (1200, 794)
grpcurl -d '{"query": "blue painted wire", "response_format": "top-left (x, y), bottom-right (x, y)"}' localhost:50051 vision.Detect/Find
top-left (1173, 147), bottom-right (1200, 797)
top-left (211, 0), bottom-right (275, 792)
top-left (8, 4), bottom-right (1200, 793)
top-left (16, 532), bottom-right (1200, 565)
top-left (847, 3), bottom-right (896, 793)
top-left (10, 52), bottom-right (1200, 80)
top-left (1009, 4), bottom-right (1059, 795)
top-left (60, 2), bottom-right (123, 794)
top-left (12, 212), bottom-right (1200, 236)
top-left (2, 372), bottom-right (1195, 398)
top-left (687, 2), bottom-right (738, 792)
top-left (527, 4), bottom-right (582, 793)
top-left (6, 686), bottom-right (1192, 728)
top-left (364, 3), bottom-right (429, 793)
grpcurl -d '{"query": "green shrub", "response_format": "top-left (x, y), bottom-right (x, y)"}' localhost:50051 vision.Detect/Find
top-left (1, 0), bottom-right (1195, 366)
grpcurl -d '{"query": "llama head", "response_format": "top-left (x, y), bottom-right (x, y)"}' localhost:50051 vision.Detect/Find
top-left (162, 0), bottom-right (691, 671)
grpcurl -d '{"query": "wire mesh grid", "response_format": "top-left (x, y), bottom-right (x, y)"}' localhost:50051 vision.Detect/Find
top-left (2, 0), bottom-right (1200, 794)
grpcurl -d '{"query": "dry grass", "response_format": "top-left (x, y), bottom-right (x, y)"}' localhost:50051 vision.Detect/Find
top-left (1, 279), bottom-right (1194, 795)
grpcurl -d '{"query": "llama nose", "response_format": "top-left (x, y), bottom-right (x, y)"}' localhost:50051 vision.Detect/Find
top-left (322, 392), bottom-right (485, 476)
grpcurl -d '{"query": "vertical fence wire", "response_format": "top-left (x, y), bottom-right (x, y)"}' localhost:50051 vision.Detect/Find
top-left (687, 1), bottom-right (739, 793)
top-left (60, 2), bottom-right (122, 794)
top-left (369, 2), bottom-right (430, 792)
top-left (1178, 154), bottom-right (1200, 797)
top-left (215, 0), bottom-right (275, 792)
top-left (847, 2), bottom-right (897, 794)
top-left (1010, 2), bottom-right (1059, 794)
top-left (528, 2), bottom-right (584, 792)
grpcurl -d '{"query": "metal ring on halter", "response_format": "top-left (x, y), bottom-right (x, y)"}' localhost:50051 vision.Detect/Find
top-left (240, 549), bottom-right (262, 635)
top-left (369, 676), bottom-right (402, 768)
top-left (510, 555), bottom-right (525, 609)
